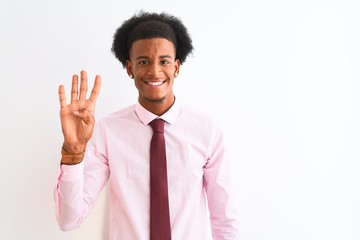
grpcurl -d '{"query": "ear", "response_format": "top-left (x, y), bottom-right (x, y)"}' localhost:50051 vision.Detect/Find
top-left (174, 59), bottom-right (180, 77)
top-left (126, 60), bottom-right (133, 78)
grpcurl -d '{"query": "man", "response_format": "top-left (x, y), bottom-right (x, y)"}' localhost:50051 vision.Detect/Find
top-left (55, 11), bottom-right (240, 239)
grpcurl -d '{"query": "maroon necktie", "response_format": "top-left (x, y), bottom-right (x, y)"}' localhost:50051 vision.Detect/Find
top-left (149, 119), bottom-right (171, 240)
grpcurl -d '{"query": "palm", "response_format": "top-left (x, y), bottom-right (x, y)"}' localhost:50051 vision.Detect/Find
top-left (58, 71), bottom-right (101, 153)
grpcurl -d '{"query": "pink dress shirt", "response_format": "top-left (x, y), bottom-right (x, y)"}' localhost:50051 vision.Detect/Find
top-left (55, 100), bottom-right (240, 239)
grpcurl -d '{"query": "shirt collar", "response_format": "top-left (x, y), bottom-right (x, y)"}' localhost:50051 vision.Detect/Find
top-left (135, 98), bottom-right (180, 125)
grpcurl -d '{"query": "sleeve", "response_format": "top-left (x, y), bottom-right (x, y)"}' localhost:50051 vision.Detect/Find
top-left (54, 121), bottom-right (110, 231)
top-left (203, 124), bottom-right (241, 240)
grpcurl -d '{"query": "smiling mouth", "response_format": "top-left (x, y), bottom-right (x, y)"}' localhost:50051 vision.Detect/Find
top-left (145, 80), bottom-right (166, 86)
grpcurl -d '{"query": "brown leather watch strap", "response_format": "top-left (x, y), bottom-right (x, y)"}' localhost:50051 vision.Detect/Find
top-left (61, 147), bottom-right (85, 165)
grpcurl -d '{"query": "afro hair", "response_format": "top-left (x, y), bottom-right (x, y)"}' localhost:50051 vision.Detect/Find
top-left (111, 11), bottom-right (194, 67)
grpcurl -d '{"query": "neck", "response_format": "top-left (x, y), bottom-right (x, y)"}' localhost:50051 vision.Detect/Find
top-left (139, 95), bottom-right (175, 116)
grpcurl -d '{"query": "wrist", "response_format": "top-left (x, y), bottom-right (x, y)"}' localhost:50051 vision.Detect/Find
top-left (62, 142), bottom-right (86, 154)
top-left (61, 147), bottom-right (85, 165)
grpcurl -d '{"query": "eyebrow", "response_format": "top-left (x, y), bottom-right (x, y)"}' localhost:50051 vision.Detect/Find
top-left (135, 55), bottom-right (173, 60)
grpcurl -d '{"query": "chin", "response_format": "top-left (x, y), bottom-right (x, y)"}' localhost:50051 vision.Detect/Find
top-left (146, 96), bottom-right (166, 104)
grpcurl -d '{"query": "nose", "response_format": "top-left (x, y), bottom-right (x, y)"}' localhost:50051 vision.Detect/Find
top-left (147, 63), bottom-right (161, 77)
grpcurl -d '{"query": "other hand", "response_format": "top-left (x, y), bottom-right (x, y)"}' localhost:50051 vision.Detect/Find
top-left (58, 70), bottom-right (101, 153)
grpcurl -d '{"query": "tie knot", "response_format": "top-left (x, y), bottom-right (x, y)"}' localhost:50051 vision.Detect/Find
top-left (149, 119), bottom-right (165, 133)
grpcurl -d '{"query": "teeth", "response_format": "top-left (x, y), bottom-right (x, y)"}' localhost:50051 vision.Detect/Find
top-left (147, 81), bottom-right (163, 86)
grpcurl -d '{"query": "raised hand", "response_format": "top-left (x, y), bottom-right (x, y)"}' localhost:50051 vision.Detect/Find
top-left (58, 70), bottom-right (101, 153)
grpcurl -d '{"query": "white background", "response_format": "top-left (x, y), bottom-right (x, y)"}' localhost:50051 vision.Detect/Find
top-left (1, 0), bottom-right (359, 239)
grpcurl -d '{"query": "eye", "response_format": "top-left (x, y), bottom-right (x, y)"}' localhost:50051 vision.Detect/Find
top-left (160, 60), bottom-right (170, 65)
top-left (139, 60), bottom-right (148, 65)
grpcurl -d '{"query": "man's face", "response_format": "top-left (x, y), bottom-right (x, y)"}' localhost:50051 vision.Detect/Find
top-left (126, 38), bottom-right (180, 109)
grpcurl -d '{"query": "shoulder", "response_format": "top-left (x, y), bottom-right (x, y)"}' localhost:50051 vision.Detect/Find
top-left (100, 104), bottom-right (136, 121)
top-left (177, 103), bottom-right (223, 132)
top-left (179, 103), bottom-right (218, 123)
top-left (95, 104), bottom-right (139, 130)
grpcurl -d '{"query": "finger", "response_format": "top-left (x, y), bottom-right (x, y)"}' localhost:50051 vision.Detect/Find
top-left (58, 85), bottom-right (67, 108)
top-left (89, 75), bottom-right (102, 104)
top-left (79, 70), bottom-right (88, 101)
top-left (71, 74), bottom-right (79, 102)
